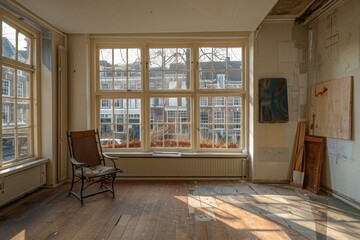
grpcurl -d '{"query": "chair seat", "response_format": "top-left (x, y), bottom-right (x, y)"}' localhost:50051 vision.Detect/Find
top-left (76, 165), bottom-right (119, 177)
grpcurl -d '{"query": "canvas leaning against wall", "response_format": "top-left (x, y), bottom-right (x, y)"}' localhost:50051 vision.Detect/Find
top-left (259, 78), bottom-right (289, 123)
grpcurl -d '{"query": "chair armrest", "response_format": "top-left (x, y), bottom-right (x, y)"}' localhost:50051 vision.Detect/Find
top-left (103, 154), bottom-right (120, 169)
top-left (103, 153), bottom-right (118, 161)
top-left (70, 157), bottom-right (85, 166)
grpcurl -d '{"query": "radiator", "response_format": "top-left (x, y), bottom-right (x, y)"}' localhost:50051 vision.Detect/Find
top-left (115, 156), bottom-right (248, 178)
top-left (0, 163), bottom-right (46, 207)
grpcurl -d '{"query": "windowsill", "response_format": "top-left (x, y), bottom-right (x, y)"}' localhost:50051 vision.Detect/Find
top-left (0, 158), bottom-right (49, 178)
top-left (104, 151), bottom-right (249, 158)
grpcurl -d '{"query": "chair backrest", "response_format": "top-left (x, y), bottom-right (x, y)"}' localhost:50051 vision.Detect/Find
top-left (67, 130), bottom-right (103, 167)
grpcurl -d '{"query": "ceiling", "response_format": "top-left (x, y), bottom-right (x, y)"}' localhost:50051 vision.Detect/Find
top-left (269, 0), bottom-right (315, 16)
top-left (11, 0), bottom-right (316, 34)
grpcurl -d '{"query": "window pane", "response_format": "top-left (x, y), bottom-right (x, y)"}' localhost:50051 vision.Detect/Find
top-left (200, 125), bottom-right (213, 148)
top-left (114, 48), bottom-right (127, 68)
top-left (214, 129), bottom-right (226, 148)
top-left (113, 49), bottom-right (126, 91)
top-left (2, 22), bottom-right (16, 60)
top-left (150, 97), bottom-right (191, 149)
top-left (128, 124), bottom-right (141, 148)
top-left (128, 71), bottom-right (141, 90)
top-left (199, 47), bottom-right (212, 69)
top-left (2, 99), bottom-right (15, 127)
top-left (100, 71), bottom-right (113, 90)
top-left (18, 128), bottom-right (31, 158)
top-left (227, 125), bottom-right (241, 148)
top-left (100, 99), bottom-right (113, 122)
top-left (17, 70), bottom-right (31, 98)
top-left (17, 99), bottom-right (31, 126)
top-left (99, 49), bottom-right (112, 71)
top-left (178, 48), bottom-right (191, 70)
top-left (199, 96), bottom-right (242, 149)
top-left (128, 49), bottom-right (142, 90)
top-left (149, 48), bottom-right (162, 70)
top-left (99, 98), bottom-right (142, 149)
top-left (164, 48), bottom-right (176, 69)
top-left (18, 32), bottom-right (31, 64)
top-left (149, 48), bottom-right (191, 90)
top-left (99, 49), bottom-right (114, 90)
top-left (199, 47), bottom-right (242, 89)
top-left (100, 125), bottom-right (115, 148)
top-left (2, 129), bottom-right (15, 161)
top-left (128, 49), bottom-right (141, 70)
top-left (178, 71), bottom-right (190, 90)
top-left (2, 66), bottom-right (15, 97)
top-left (100, 48), bottom-right (142, 91)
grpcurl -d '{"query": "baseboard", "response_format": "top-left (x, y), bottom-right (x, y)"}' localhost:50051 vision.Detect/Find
top-left (251, 179), bottom-right (290, 184)
top-left (322, 185), bottom-right (360, 211)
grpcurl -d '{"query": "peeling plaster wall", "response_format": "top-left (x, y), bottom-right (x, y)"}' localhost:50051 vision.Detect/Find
top-left (253, 22), bottom-right (308, 182)
top-left (308, 0), bottom-right (360, 205)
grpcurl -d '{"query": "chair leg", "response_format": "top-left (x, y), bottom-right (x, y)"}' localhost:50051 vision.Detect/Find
top-left (111, 173), bottom-right (116, 198)
top-left (69, 173), bottom-right (75, 196)
top-left (100, 178), bottom-right (105, 189)
top-left (80, 178), bottom-right (85, 206)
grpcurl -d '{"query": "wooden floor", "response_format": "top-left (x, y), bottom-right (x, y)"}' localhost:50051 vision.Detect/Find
top-left (1, 180), bottom-right (360, 240)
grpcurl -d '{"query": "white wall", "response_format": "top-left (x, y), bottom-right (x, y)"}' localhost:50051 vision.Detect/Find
top-left (308, 0), bottom-right (360, 205)
top-left (252, 22), bottom-right (308, 182)
top-left (67, 35), bottom-right (91, 130)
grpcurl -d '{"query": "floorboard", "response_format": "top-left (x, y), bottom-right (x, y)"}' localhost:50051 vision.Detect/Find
top-left (1, 180), bottom-right (360, 240)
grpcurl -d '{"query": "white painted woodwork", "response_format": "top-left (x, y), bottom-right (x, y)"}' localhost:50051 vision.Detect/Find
top-left (0, 164), bottom-right (46, 207)
top-left (57, 46), bottom-right (68, 182)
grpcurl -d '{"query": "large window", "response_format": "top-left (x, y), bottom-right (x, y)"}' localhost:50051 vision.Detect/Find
top-left (1, 20), bottom-right (35, 163)
top-left (96, 42), bottom-right (245, 152)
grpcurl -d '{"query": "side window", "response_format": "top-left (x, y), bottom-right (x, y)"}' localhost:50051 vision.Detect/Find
top-left (1, 20), bottom-right (35, 163)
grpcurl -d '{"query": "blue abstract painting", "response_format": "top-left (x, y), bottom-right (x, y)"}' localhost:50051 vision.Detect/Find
top-left (259, 78), bottom-right (288, 123)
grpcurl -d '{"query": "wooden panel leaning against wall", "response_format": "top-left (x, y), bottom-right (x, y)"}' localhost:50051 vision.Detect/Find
top-left (309, 76), bottom-right (353, 140)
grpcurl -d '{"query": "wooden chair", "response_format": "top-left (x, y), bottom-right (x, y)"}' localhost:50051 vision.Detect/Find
top-left (67, 129), bottom-right (123, 205)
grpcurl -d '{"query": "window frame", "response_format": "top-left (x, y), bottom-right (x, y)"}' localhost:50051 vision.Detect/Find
top-left (93, 39), bottom-right (246, 153)
top-left (1, 14), bottom-right (39, 166)
top-left (195, 43), bottom-right (245, 152)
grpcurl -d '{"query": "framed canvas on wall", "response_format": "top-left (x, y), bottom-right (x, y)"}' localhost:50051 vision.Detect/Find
top-left (259, 78), bottom-right (289, 123)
